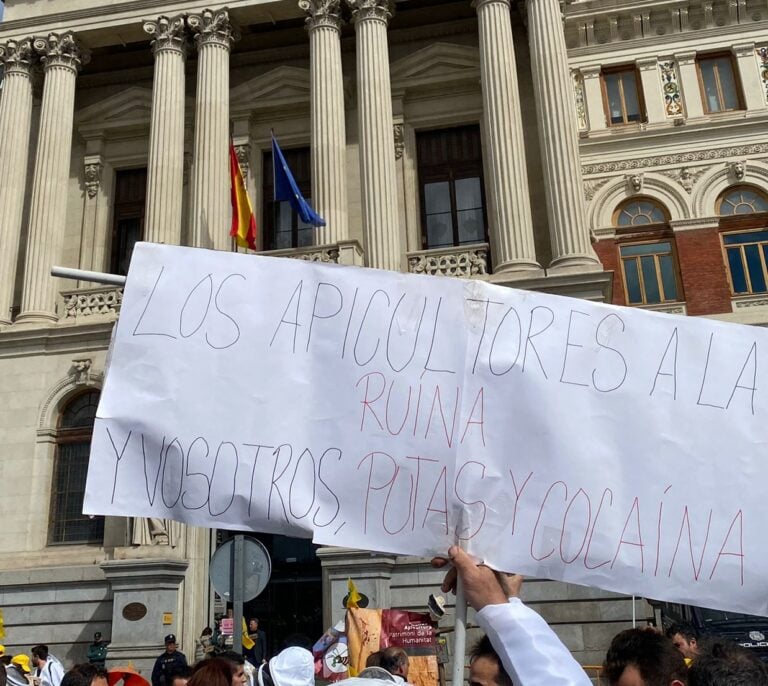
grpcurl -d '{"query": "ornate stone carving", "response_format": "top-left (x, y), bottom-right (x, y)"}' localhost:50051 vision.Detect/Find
top-left (659, 166), bottom-right (709, 193)
top-left (0, 38), bottom-right (36, 74)
top-left (143, 15), bottom-right (187, 55)
top-left (188, 8), bottom-right (239, 48)
top-left (299, 0), bottom-right (344, 30)
top-left (234, 144), bottom-right (250, 178)
top-left (33, 32), bottom-right (88, 71)
top-left (63, 286), bottom-right (123, 319)
top-left (393, 123), bottom-right (404, 160)
top-left (734, 296), bottom-right (768, 309)
top-left (729, 160), bottom-right (746, 180)
top-left (759, 46), bottom-right (768, 105)
top-left (84, 161), bottom-right (102, 198)
top-left (407, 246), bottom-right (489, 277)
top-left (347, 0), bottom-right (394, 23)
top-left (572, 70), bottom-right (587, 130)
top-left (71, 358), bottom-right (93, 385)
top-left (582, 144), bottom-right (768, 175)
top-left (659, 60), bottom-right (682, 116)
top-left (293, 248), bottom-right (340, 262)
top-left (627, 173), bottom-right (644, 193)
top-left (583, 177), bottom-right (610, 201)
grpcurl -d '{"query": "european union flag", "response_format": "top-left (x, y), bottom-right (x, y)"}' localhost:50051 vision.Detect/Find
top-left (272, 134), bottom-right (326, 227)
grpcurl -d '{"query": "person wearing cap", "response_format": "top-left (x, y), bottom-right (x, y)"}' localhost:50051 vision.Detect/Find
top-left (7, 656), bottom-right (32, 686)
top-left (85, 634), bottom-right (108, 669)
top-left (151, 635), bottom-right (188, 686)
top-left (256, 646), bottom-right (314, 686)
top-left (31, 646), bottom-right (64, 686)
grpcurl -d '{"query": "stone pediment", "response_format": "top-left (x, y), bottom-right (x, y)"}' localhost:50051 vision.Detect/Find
top-left (230, 66), bottom-right (311, 117)
top-left (77, 86), bottom-right (154, 138)
top-left (390, 43), bottom-right (480, 91)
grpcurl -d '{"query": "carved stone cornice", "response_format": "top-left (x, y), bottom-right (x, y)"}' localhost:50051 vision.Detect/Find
top-left (143, 15), bottom-right (187, 56)
top-left (33, 32), bottom-right (88, 72)
top-left (234, 143), bottom-right (250, 178)
top-left (0, 38), bottom-right (36, 75)
top-left (347, 0), bottom-right (394, 25)
top-left (188, 8), bottom-right (238, 50)
top-left (299, 0), bottom-right (344, 31)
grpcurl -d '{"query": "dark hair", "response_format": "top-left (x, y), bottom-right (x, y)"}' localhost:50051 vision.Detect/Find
top-left (201, 628), bottom-right (213, 637)
top-left (218, 651), bottom-right (245, 666)
top-left (689, 641), bottom-right (768, 686)
top-left (61, 663), bottom-right (108, 686)
top-left (31, 646), bottom-right (49, 661)
top-left (365, 651), bottom-right (382, 668)
top-left (380, 647), bottom-right (409, 677)
top-left (282, 634), bottom-right (313, 652)
top-left (666, 622), bottom-right (698, 642)
top-left (190, 658), bottom-right (235, 686)
top-left (168, 667), bottom-right (193, 685)
top-left (604, 628), bottom-right (687, 686)
top-left (469, 636), bottom-right (513, 686)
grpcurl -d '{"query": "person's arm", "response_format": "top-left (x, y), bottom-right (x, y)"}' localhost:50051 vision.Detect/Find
top-left (432, 547), bottom-right (591, 686)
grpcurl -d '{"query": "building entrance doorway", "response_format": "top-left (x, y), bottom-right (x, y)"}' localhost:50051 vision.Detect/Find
top-left (217, 532), bottom-right (322, 658)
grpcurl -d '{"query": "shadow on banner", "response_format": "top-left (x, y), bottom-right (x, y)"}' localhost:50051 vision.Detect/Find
top-left (346, 608), bottom-right (439, 686)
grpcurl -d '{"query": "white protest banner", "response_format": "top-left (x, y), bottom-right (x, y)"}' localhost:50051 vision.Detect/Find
top-left (85, 242), bottom-right (767, 615)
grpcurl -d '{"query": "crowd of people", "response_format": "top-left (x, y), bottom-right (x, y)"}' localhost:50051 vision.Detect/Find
top-left (1, 550), bottom-right (766, 686)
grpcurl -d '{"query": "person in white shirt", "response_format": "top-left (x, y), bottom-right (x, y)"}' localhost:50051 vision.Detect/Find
top-left (31, 646), bottom-right (64, 686)
top-left (431, 546), bottom-right (592, 686)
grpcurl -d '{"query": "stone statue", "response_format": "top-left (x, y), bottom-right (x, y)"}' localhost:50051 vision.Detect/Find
top-left (131, 517), bottom-right (180, 547)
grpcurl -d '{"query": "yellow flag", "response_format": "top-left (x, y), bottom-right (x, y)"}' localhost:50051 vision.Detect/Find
top-left (346, 579), bottom-right (362, 609)
top-left (242, 617), bottom-right (255, 650)
top-left (0, 608), bottom-right (5, 639)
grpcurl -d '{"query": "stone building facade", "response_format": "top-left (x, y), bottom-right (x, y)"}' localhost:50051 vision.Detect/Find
top-left (0, 0), bottom-right (767, 678)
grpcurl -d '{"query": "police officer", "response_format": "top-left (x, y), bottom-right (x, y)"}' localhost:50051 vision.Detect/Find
top-left (151, 635), bottom-right (188, 686)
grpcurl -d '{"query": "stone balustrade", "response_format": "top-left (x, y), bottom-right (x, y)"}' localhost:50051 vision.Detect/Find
top-left (407, 244), bottom-right (490, 278)
top-left (61, 285), bottom-right (123, 321)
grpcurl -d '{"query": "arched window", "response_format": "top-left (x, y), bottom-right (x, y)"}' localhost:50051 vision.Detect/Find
top-left (50, 390), bottom-right (104, 544)
top-left (718, 186), bottom-right (768, 295)
top-left (614, 198), bottom-right (669, 227)
top-left (613, 199), bottom-right (681, 306)
top-left (717, 186), bottom-right (768, 216)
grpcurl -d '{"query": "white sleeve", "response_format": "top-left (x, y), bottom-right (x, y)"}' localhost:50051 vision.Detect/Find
top-left (475, 599), bottom-right (592, 686)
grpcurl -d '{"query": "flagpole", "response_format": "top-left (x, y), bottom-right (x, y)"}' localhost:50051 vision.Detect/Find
top-left (452, 578), bottom-right (467, 686)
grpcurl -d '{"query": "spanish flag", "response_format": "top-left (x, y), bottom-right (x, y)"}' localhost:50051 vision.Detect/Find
top-left (229, 143), bottom-right (257, 251)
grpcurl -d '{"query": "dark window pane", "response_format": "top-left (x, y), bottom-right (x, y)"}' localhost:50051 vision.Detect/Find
top-left (640, 255), bottom-right (661, 303)
top-left (455, 178), bottom-right (482, 211)
top-left (111, 168), bottom-right (146, 276)
top-left (424, 182), bottom-right (451, 214)
top-left (620, 242), bottom-right (671, 257)
top-left (427, 214), bottom-right (453, 248)
top-left (727, 248), bottom-right (748, 293)
top-left (699, 60), bottom-right (721, 111)
top-left (745, 244), bottom-right (767, 293)
top-left (659, 254), bottom-right (678, 301)
top-left (61, 391), bottom-right (99, 429)
top-left (457, 209), bottom-right (485, 244)
top-left (604, 73), bottom-right (625, 124)
top-left (723, 231), bottom-right (768, 244)
top-left (623, 259), bottom-right (643, 304)
top-left (622, 73), bottom-right (641, 122)
top-left (715, 57), bottom-right (739, 110)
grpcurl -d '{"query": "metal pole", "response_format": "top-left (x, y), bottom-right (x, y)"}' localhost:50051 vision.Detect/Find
top-left (51, 265), bottom-right (126, 286)
top-left (233, 534), bottom-right (245, 655)
top-left (451, 578), bottom-right (467, 686)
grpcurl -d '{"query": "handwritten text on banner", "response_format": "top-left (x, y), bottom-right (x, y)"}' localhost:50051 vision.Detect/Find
top-left (85, 243), bottom-right (767, 614)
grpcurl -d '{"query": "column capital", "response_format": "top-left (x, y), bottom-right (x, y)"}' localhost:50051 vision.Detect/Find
top-left (347, 0), bottom-right (394, 25)
top-left (33, 32), bottom-right (88, 72)
top-left (143, 15), bottom-right (187, 56)
top-left (474, 0), bottom-right (512, 10)
top-left (188, 8), bottom-right (239, 50)
top-left (0, 38), bottom-right (36, 75)
top-left (299, 0), bottom-right (344, 31)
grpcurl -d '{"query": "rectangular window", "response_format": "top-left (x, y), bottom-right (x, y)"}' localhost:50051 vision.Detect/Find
top-left (620, 241), bottom-right (680, 305)
top-left (262, 147), bottom-right (313, 251)
top-left (602, 67), bottom-right (644, 126)
top-left (723, 230), bottom-right (768, 294)
top-left (697, 54), bottom-right (742, 113)
top-left (416, 125), bottom-right (488, 250)
top-left (111, 168), bottom-right (147, 276)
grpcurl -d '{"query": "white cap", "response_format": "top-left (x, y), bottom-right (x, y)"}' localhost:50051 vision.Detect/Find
top-left (267, 647), bottom-right (315, 686)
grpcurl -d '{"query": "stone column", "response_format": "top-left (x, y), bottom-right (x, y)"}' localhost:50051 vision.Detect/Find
top-left (527, 0), bottom-right (600, 272)
top-left (348, 0), bottom-right (401, 271)
top-left (188, 8), bottom-right (236, 250)
top-left (636, 57), bottom-right (667, 124)
top-left (475, 0), bottom-right (541, 275)
top-left (17, 33), bottom-right (86, 325)
top-left (0, 39), bottom-right (35, 326)
top-left (675, 51), bottom-right (705, 119)
top-left (580, 65), bottom-right (607, 132)
top-left (300, 0), bottom-right (348, 246)
top-left (143, 15), bottom-right (188, 245)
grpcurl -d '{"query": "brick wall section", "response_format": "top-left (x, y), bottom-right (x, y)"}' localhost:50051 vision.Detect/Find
top-left (593, 239), bottom-right (623, 305)
top-left (675, 228), bottom-right (732, 316)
